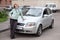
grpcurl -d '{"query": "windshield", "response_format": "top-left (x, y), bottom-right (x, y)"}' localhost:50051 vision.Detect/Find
top-left (46, 4), bottom-right (56, 8)
top-left (19, 6), bottom-right (30, 15)
top-left (25, 8), bottom-right (42, 17)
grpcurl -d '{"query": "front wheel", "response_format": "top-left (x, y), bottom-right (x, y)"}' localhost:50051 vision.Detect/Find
top-left (36, 25), bottom-right (42, 37)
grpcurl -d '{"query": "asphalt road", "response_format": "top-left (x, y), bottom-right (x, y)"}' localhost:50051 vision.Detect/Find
top-left (0, 12), bottom-right (60, 40)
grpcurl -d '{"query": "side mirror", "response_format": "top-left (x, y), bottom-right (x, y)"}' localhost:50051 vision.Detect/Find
top-left (44, 14), bottom-right (48, 17)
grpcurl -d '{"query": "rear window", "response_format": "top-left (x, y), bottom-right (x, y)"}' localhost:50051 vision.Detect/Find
top-left (46, 4), bottom-right (56, 8)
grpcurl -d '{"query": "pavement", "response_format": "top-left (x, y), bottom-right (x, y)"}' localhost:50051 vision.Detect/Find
top-left (0, 12), bottom-right (60, 40)
top-left (0, 19), bottom-right (10, 32)
top-left (0, 7), bottom-right (10, 32)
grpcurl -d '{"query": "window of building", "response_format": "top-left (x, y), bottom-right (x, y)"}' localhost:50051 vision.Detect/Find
top-left (0, 0), bottom-right (2, 4)
top-left (5, 0), bottom-right (7, 4)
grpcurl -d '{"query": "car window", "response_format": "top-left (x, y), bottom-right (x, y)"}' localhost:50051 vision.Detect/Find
top-left (25, 8), bottom-right (42, 17)
top-left (47, 8), bottom-right (52, 14)
top-left (19, 6), bottom-right (30, 15)
top-left (50, 5), bottom-right (56, 8)
top-left (53, 5), bottom-right (56, 8)
top-left (43, 9), bottom-right (48, 15)
top-left (43, 8), bottom-right (51, 15)
top-left (46, 4), bottom-right (56, 8)
top-left (22, 8), bottom-right (30, 15)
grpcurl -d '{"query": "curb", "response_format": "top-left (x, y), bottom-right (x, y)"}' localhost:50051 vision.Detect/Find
top-left (0, 28), bottom-right (10, 33)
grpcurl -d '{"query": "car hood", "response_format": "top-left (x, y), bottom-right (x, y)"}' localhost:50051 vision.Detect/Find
top-left (18, 16), bottom-right (40, 23)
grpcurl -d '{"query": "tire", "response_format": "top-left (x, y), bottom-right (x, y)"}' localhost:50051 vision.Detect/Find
top-left (36, 25), bottom-right (42, 37)
top-left (49, 19), bottom-right (54, 29)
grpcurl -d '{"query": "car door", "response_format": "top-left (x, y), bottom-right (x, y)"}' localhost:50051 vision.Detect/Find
top-left (42, 9), bottom-right (50, 29)
top-left (47, 8), bottom-right (53, 27)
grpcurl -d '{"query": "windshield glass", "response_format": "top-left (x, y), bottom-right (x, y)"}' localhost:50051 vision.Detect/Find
top-left (19, 6), bottom-right (30, 15)
top-left (47, 4), bottom-right (56, 8)
top-left (25, 8), bottom-right (42, 17)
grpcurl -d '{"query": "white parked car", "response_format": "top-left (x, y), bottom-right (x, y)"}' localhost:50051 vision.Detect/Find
top-left (4, 5), bottom-right (13, 11)
top-left (16, 7), bottom-right (54, 37)
top-left (45, 3), bottom-right (57, 12)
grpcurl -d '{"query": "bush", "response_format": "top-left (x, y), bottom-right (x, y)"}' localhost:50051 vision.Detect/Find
top-left (0, 10), bottom-right (8, 22)
top-left (0, 10), bottom-right (7, 18)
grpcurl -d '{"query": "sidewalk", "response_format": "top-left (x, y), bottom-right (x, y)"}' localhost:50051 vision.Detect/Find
top-left (0, 19), bottom-right (10, 32)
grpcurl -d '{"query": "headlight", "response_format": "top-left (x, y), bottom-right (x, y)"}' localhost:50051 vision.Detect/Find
top-left (25, 22), bottom-right (36, 27)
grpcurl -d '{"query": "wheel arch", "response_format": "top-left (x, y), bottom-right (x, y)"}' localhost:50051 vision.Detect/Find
top-left (36, 24), bottom-right (43, 33)
top-left (39, 24), bottom-right (43, 29)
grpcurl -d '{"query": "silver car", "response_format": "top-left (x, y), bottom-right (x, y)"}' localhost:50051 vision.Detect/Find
top-left (16, 7), bottom-right (54, 37)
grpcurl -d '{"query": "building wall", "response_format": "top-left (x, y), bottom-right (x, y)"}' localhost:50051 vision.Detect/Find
top-left (0, 0), bottom-right (11, 7)
top-left (12, 0), bottom-right (60, 8)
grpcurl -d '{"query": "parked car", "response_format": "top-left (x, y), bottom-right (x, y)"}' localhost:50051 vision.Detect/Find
top-left (16, 7), bottom-right (54, 37)
top-left (4, 5), bottom-right (13, 11)
top-left (45, 3), bottom-right (57, 13)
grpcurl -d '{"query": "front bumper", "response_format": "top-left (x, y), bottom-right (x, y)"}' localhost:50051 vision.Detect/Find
top-left (16, 25), bottom-right (37, 34)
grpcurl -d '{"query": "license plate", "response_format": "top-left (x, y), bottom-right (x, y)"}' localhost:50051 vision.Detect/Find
top-left (17, 25), bottom-right (23, 30)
